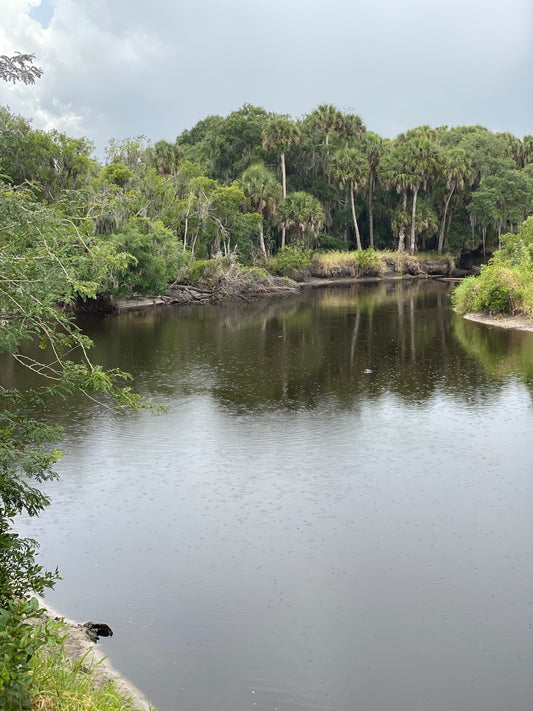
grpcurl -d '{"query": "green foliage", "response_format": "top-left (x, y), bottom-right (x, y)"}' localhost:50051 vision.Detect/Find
top-left (109, 218), bottom-right (186, 296)
top-left (0, 180), bottom-right (149, 616)
top-left (355, 248), bottom-right (384, 275)
top-left (102, 162), bottom-right (134, 187)
top-left (185, 259), bottom-right (211, 285)
top-left (0, 597), bottom-right (64, 710)
top-left (318, 234), bottom-right (350, 251)
top-left (452, 218), bottom-right (533, 316)
top-left (269, 246), bottom-right (312, 277)
top-left (474, 266), bottom-right (513, 313)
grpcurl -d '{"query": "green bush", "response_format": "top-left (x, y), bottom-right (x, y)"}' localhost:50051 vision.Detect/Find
top-left (317, 234), bottom-right (350, 251)
top-left (268, 246), bottom-right (312, 277)
top-left (355, 248), bottom-right (384, 276)
top-left (0, 597), bottom-right (64, 710)
top-left (110, 218), bottom-right (187, 296)
top-left (474, 268), bottom-right (512, 313)
top-left (450, 275), bottom-right (479, 313)
top-left (185, 258), bottom-right (211, 285)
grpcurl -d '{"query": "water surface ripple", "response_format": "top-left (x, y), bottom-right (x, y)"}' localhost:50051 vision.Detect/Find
top-left (11, 282), bottom-right (533, 711)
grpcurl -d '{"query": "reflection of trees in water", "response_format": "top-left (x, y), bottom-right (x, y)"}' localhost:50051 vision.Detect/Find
top-left (4, 282), bottom-right (530, 426)
top-left (452, 316), bottom-right (533, 384)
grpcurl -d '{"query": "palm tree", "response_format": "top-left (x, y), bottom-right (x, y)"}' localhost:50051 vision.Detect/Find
top-left (379, 143), bottom-right (413, 252)
top-left (403, 135), bottom-right (439, 254)
top-left (152, 140), bottom-right (177, 175)
top-left (330, 149), bottom-right (367, 250)
top-left (308, 104), bottom-right (343, 147)
top-left (361, 132), bottom-right (383, 249)
top-left (337, 113), bottom-right (366, 148)
top-left (240, 163), bottom-right (282, 259)
top-left (262, 118), bottom-right (301, 247)
top-left (277, 192), bottom-right (325, 248)
top-left (437, 148), bottom-right (473, 254)
top-left (262, 118), bottom-right (301, 198)
top-left (307, 104), bottom-right (344, 180)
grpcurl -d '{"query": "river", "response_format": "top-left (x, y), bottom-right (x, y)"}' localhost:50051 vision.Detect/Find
top-left (9, 281), bottom-right (533, 711)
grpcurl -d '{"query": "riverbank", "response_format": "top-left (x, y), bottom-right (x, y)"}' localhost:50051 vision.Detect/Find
top-left (77, 252), bottom-right (458, 314)
top-left (463, 312), bottom-right (533, 332)
top-left (33, 597), bottom-right (154, 711)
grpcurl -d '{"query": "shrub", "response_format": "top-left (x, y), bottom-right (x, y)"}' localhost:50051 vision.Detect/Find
top-left (110, 218), bottom-right (187, 296)
top-left (184, 258), bottom-right (211, 285)
top-left (473, 265), bottom-right (513, 313)
top-left (268, 246), bottom-right (312, 278)
top-left (355, 249), bottom-right (384, 276)
top-left (450, 275), bottom-right (479, 313)
top-left (0, 597), bottom-right (64, 710)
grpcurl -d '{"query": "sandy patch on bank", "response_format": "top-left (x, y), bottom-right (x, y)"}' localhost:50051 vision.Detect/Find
top-left (463, 312), bottom-right (533, 332)
top-left (36, 597), bottom-right (154, 710)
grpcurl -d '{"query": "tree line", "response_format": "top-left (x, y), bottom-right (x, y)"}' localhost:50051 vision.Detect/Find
top-left (1, 103), bottom-right (532, 298)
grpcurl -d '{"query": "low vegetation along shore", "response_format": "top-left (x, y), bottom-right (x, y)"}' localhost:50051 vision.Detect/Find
top-left (452, 217), bottom-right (533, 326)
top-left (105, 248), bottom-right (457, 312)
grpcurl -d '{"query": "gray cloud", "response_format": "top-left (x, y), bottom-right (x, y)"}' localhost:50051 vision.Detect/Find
top-left (1, 0), bottom-right (532, 157)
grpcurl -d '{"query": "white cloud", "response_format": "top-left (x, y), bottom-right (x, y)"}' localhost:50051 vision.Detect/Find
top-left (1, 0), bottom-right (532, 158)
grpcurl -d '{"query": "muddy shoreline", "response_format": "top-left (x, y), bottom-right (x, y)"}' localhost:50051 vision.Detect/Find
top-left (462, 312), bottom-right (533, 332)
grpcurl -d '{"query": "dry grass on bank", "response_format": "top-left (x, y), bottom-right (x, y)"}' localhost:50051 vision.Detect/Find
top-left (308, 250), bottom-right (454, 279)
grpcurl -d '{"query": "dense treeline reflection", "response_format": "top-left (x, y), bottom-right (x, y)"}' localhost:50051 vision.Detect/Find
top-left (5, 281), bottom-right (530, 422)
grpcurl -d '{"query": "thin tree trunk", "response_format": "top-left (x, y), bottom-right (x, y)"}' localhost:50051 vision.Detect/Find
top-left (368, 172), bottom-right (374, 249)
top-left (280, 151), bottom-right (287, 249)
top-left (444, 200), bottom-right (453, 251)
top-left (437, 186), bottom-right (454, 254)
top-left (350, 187), bottom-right (362, 250)
top-left (409, 187), bottom-right (419, 255)
top-left (398, 191), bottom-right (407, 253)
top-left (258, 220), bottom-right (267, 260)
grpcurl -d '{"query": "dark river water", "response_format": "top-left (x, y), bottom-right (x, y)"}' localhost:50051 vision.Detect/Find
top-left (7, 281), bottom-right (533, 711)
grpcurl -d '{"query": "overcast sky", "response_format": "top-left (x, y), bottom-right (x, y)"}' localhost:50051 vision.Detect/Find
top-left (1, 0), bottom-right (532, 158)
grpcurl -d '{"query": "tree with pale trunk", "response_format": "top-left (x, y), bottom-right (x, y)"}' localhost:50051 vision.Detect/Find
top-left (330, 148), bottom-right (367, 250)
top-left (403, 135), bottom-right (439, 254)
top-left (262, 118), bottom-right (300, 247)
top-left (437, 148), bottom-right (473, 254)
top-left (361, 132), bottom-right (383, 249)
top-left (379, 143), bottom-right (413, 252)
top-left (240, 163), bottom-right (282, 259)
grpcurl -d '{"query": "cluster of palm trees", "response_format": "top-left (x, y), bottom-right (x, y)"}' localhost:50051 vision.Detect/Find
top-left (214, 103), bottom-right (532, 258)
top-left (237, 106), bottom-right (470, 256)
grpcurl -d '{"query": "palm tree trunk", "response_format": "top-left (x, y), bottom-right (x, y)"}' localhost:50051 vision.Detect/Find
top-left (280, 151), bottom-right (287, 250)
top-left (258, 220), bottom-right (267, 260)
top-left (368, 172), bottom-right (374, 249)
top-left (409, 187), bottom-right (419, 255)
top-left (438, 187), bottom-right (454, 255)
top-left (398, 191), bottom-right (407, 253)
top-left (350, 187), bottom-right (362, 250)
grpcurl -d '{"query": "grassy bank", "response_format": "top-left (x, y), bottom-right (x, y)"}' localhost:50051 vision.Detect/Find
top-left (452, 217), bottom-right (533, 319)
top-left (0, 599), bottom-right (153, 711)
top-left (267, 247), bottom-right (455, 281)
top-left (30, 640), bottom-right (150, 711)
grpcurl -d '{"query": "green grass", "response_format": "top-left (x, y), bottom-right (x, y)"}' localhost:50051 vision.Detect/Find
top-left (30, 634), bottom-right (154, 710)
